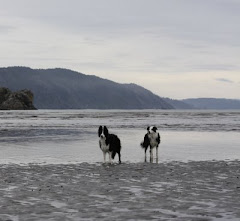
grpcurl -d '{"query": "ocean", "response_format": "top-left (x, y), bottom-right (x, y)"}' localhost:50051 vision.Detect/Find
top-left (0, 110), bottom-right (239, 164)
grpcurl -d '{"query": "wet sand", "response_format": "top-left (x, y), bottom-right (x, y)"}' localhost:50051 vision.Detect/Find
top-left (0, 161), bottom-right (240, 221)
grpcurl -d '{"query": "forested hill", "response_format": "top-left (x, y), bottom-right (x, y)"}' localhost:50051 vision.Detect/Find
top-left (0, 67), bottom-right (173, 109)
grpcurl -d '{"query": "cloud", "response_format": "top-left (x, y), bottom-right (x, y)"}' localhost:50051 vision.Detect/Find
top-left (0, 25), bottom-right (14, 33)
top-left (191, 64), bottom-right (238, 72)
top-left (215, 78), bottom-right (234, 83)
top-left (0, 0), bottom-right (240, 99)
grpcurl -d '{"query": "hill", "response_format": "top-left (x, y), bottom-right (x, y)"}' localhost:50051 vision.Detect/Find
top-left (162, 97), bottom-right (194, 109)
top-left (183, 98), bottom-right (240, 110)
top-left (0, 67), bottom-right (173, 109)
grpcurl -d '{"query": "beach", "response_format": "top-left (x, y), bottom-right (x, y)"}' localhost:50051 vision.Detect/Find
top-left (0, 110), bottom-right (239, 220)
top-left (1, 160), bottom-right (240, 221)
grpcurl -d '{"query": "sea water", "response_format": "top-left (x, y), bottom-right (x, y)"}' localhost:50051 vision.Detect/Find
top-left (0, 110), bottom-right (239, 164)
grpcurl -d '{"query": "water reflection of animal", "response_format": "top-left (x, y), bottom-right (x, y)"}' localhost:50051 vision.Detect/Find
top-left (140, 126), bottom-right (161, 161)
top-left (98, 126), bottom-right (121, 163)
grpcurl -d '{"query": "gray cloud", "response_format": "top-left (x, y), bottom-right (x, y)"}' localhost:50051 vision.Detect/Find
top-left (216, 78), bottom-right (234, 83)
top-left (0, 0), bottom-right (240, 99)
top-left (0, 25), bottom-right (14, 33)
top-left (191, 64), bottom-right (239, 72)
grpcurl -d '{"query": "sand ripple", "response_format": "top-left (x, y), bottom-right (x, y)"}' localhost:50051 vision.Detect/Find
top-left (0, 161), bottom-right (240, 220)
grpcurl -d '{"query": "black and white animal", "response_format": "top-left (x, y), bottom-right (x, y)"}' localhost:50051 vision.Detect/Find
top-left (98, 126), bottom-right (121, 163)
top-left (140, 126), bottom-right (161, 160)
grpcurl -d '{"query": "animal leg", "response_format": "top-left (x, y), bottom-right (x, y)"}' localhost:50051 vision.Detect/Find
top-left (144, 148), bottom-right (147, 161)
top-left (156, 147), bottom-right (158, 159)
top-left (103, 152), bottom-right (106, 163)
top-left (109, 152), bottom-right (112, 163)
top-left (118, 152), bottom-right (121, 164)
top-left (150, 156), bottom-right (153, 163)
top-left (150, 148), bottom-right (153, 160)
top-left (150, 148), bottom-right (154, 163)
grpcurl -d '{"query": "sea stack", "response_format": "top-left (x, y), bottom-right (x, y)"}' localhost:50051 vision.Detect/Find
top-left (0, 87), bottom-right (36, 110)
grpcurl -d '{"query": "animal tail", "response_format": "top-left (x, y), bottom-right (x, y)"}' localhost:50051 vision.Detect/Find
top-left (141, 133), bottom-right (150, 148)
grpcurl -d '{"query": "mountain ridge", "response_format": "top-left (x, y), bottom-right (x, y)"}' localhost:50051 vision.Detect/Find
top-left (1, 66), bottom-right (239, 110)
top-left (0, 66), bottom-right (174, 109)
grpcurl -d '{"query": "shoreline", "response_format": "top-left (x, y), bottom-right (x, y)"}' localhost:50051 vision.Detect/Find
top-left (0, 160), bottom-right (240, 220)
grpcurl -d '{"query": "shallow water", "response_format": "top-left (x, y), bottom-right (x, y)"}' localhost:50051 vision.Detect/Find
top-left (0, 110), bottom-right (239, 164)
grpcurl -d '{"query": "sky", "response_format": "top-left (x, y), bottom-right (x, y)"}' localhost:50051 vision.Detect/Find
top-left (0, 0), bottom-right (240, 99)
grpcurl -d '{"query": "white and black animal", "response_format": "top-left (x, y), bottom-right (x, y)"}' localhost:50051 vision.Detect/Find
top-left (140, 126), bottom-right (161, 160)
top-left (98, 126), bottom-right (121, 163)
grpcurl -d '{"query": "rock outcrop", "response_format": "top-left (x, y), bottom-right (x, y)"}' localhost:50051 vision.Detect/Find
top-left (0, 87), bottom-right (36, 110)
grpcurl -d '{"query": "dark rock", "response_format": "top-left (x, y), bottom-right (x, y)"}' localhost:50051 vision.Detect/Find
top-left (0, 87), bottom-right (36, 110)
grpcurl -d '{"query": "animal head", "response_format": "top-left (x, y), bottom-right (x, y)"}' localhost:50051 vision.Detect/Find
top-left (98, 126), bottom-right (109, 138)
top-left (147, 126), bottom-right (158, 134)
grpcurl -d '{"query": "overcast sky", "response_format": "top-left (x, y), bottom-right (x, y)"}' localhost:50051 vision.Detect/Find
top-left (0, 0), bottom-right (240, 99)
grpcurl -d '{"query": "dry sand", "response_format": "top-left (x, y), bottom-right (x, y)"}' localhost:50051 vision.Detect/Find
top-left (0, 160), bottom-right (240, 221)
